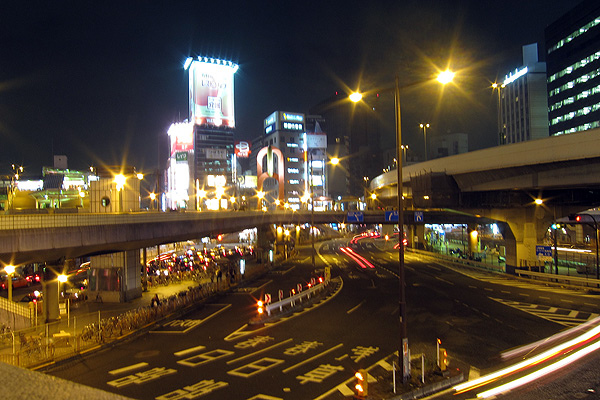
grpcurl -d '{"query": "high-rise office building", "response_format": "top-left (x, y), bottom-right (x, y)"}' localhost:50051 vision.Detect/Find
top-left (545, 0), bottom-right (600, 136)
top-left (250, 111), bottom-right (328, 210)
top-left (499, 43), bottom-right (549, 144)
top-left (166, 57), bottom-right (238, 210)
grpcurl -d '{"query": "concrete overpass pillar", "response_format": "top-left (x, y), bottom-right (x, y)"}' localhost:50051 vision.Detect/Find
top-left (486, 206), bottom-right (555, 273)
top-left (42, 260), bottom-right (63, 324)
top-left (412, 224), bottom-right (425, 249)
top-left (256, 225), bottom-right (273, 265)
top-left (142, 247), bottom-right (148, 292)
top-left (275, 225), bottom-right (284, 255)
top-left (88, 250), bottom-right (142, 303)
top-left (467, 224), bottom-right (479, 256)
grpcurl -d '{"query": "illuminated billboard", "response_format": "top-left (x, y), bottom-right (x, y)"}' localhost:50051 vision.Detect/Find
top-left (168, 122), bottom-right (194, 155)
top-left (263, 111), bottom-right (305, 134)
top-left (235, 141), bottom-right (251, 158)
top-left (187, 57), bottom-right (238, 128)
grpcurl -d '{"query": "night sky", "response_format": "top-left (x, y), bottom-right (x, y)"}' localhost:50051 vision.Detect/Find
top-left (0, 0), bottom-right (583, 177)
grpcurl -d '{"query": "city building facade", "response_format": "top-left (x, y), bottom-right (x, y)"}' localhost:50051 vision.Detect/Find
top-left (250, 111), bottom-right (328, 210)
top-left (545, 0), bottom-right (600, 136)
top-left (499, 43), bottom-right (549, 144)
top-left (165, 57), bottom-right (238, 210)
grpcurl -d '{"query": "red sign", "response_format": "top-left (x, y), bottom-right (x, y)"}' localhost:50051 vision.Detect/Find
top-left (264, 293), bottom-right (271, 304)
top-left (235, 141), bottom-right (251, 158)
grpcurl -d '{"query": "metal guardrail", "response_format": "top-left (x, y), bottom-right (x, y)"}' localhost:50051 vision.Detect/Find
top-left (0, 210), bottom-right (256, 230)
top-left (264, 277), bottom-right (330, 316)
top-left (514, 269), bottom-right (600, 289)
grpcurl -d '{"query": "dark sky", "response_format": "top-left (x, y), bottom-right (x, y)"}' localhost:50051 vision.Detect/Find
top-left (0, 0), bottom-right (583, 176)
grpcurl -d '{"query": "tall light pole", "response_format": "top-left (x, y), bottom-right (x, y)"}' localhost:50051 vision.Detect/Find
top-left (492, 82), bottom-right (505, 145)
top-left (419, 123), bottom-right (430, 161)
top-left (350, 68), bottom-right (455, 383)
top-left (310, 150), bottom-right (315, 270)
top-left (4, 265), bottom-right (15, 302)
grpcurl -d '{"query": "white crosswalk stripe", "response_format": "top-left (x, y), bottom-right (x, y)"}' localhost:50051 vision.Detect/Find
top-left (489, 297), bottom-right (600, 327)
top-left (447, 265), bottom-right (599, 298)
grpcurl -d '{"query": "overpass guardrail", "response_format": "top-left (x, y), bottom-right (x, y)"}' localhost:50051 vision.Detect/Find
top-left (514, 269), bottom-right (600, 291)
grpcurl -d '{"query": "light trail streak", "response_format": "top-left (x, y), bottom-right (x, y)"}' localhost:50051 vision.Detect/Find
top-left (477, 339), bottom-right (600, 398)
top-left (501, 316), bottom-right (600, 360)
top-left (453, 322), bottom-right (600, 394)
top-left (340, 247), bottom-right (374, 269)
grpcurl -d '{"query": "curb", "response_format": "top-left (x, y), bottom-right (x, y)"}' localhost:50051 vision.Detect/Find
top-left (385, 373), bottom-right (464, 400)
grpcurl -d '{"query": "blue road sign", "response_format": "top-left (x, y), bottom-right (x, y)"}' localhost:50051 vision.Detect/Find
top-left (414, 211), bottom-right (424, 222)
top-left (536, 245), bottom-right (552, 258)
top-left (347, 211), bottom-right (364, 223)
top-left (385, 210), bottom-right (399, 222)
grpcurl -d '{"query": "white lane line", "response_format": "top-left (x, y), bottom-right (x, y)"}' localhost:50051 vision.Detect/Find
top-left (227, 338), bottom-right (293, 365)
top-left (174, 345), bottom-right (206, 357)
top-left (283, 343), bottom-right (344, 373)
top-left (108, 362), bottom-right (149, 375)
top-left (435, 276), bottom-right (454, 285)
top-left (347, 300), bottom-right (365, 314)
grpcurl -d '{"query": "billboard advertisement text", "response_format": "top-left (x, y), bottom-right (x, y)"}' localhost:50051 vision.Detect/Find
top-left (189, 58), bottom-right (238, 128)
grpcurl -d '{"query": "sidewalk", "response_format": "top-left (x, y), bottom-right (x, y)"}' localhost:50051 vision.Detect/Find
top-left (0, 256), bottom-right (271, 368)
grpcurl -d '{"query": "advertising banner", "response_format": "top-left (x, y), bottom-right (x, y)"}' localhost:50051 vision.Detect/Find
top-left (189, 58), bottom-right (237, 128)
top-left (235, 141), bottom-right (251, 158)
top-left (168, 122), bottom-right (194, 155)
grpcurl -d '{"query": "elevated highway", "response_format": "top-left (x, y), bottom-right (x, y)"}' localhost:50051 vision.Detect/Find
top-left (370, 128), bottom-right (600, 271)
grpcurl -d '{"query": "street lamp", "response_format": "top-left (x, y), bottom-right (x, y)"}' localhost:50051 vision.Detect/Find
top-left (492, 82), bottom-right (505, 144)
top-left (420, 123), bottom-right (430, 161)
top-left (401, 145), bottom-right (409, 163)
top-left (57, 273), bottom-right (68, 301)
top-left (4, 265), bottom-right (15, 302)
top-left (256, 190), bottom-right (265, 210)
top-left (350, 69), bottom-right (454, 383)
top-left (114, 174), bottom-right (126, 212)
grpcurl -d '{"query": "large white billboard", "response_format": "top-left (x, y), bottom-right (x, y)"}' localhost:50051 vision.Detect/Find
top-left (187, 57), bottom-right (238, 128)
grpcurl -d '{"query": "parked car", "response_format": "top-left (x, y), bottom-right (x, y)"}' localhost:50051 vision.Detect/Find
top-left (0, 274), bottom-right (30, 290)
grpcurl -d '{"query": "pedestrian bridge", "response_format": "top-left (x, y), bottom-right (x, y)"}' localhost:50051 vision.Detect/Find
top-left (0, 209), bottom-right (492, 266)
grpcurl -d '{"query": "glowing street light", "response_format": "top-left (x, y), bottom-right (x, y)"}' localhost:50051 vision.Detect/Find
top-left (349, 67), bottom-right (455, 383)
top-left (420, 123), bottom-right (430, 160)
top-left (114, 174), bottom-right (126, 190)
top-left (437, 69), bottom-right (455, 84)
top-left (257, 190), bottom-right (265, 210)
top-left (4, 265), bottom-right (15, 302)
top-left (349, 92), bottom-right (363, 103)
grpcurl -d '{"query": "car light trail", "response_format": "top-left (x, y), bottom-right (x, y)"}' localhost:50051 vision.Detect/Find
top-left (339, 247), bottom-right (375, 269)
top-left (454, 322), bottom-right (600, 394)
top-left (501, 316), bottom-right (600, 360)
top-left (477, 338), bottom-right (600, 398)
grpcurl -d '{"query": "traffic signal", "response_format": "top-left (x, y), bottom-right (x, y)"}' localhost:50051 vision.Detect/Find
top-left (439, 347), bottom-right (448, 371)
top-left (568, 214), bottom-right (582, 222)
top-left (355, 369), bottom-right (368, 397)
top-left (257, 300), bottom-right (264, 315)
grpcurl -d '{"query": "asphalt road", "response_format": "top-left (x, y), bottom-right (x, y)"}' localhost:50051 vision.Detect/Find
top-left (45, 236), bottom-right (600, 399)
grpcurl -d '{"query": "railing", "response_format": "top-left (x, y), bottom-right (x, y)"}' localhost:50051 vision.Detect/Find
top-left (264, 276), bottom-right (332, 317)
top-left (0, 210), bottom-right (255, 230)
top-left (514, 269), bottom-right (600, 290)
top-left (0, 281), bottom-right (220, 369)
